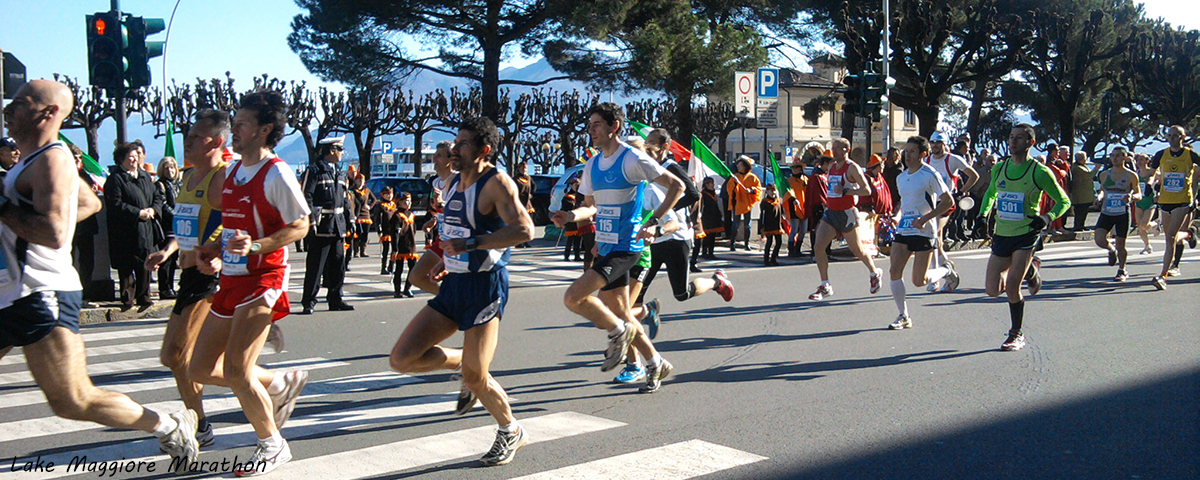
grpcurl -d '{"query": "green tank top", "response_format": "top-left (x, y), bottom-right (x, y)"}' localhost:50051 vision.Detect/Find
top-left (1136, 173), bottom-right (1155, 209)
top-left (990, 159), bottom-right (1057, 237)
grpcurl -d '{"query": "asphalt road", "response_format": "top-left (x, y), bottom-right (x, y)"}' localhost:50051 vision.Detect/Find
top-left (2, 235), bottom-right (1197, 479)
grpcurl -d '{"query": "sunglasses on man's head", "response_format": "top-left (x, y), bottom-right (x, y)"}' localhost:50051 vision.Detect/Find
top-left (332, 145), bottom-right (345, 151)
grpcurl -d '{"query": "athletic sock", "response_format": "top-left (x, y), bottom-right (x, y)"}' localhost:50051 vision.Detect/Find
top-left (891, 279), bottom-right (908, 316)
top-left (152, 414), bottom-right (179, 438)
top-left (608, 322), bottom-right (627, 338)
top-left (499, 421), bottom-right (522, 434)
top-left (260, 432), bottom-right (285, 452)
top-left (197, 417), bottom-right (210, 432)
top-left (927, 267), bottom-right (949, 283)
top-left (646, 354), bottom-right (663, 368)
top-left (1009, 300), bottom-right (1025, 333)
top-left (267, 372), bottom-right (286, 396)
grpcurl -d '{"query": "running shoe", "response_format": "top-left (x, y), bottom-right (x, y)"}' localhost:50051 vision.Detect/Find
top-left (1152, 275), bottom-right (1167, 290)
top-left (479, 425), bottom-right (528, 467)
top-left (234, 438), bottom-right (292, 477)
top-left (613, 363), bottom-right (646, 384)
top-left (270, 370), bottom-right (309, 429)
top-left (712, 269), bottom-right (735, 302)
top-left (888, 314), bottom-right (912, 330)
top-left (690, 264), bottom-right (702, 273)
top-left (639, 359), bottom-right (674, 394)
top-left (926, 278), bottom-right (942, 292)
top-left (940, 268), bottom-right (961, 293)
top-left (1107, 249), bottom-right (1118, 266)
top-left (1000, 331), bottom-right (1026, 351)
top-left (1188, 226), bottom-right (1198, 249)
top-left (809, 283), bottom-right (833, 301)
top-left (452, 371), bottom-right (478, 416)
top-left (195, 423), bottom-right (214, 448)
top-left (644, 298), bottom-right (661, 340)
top-left (1114, 269), bottom-right (1128, 282)
top-left (264, 323), bottom-right (285, 354)
top-left (602, 323), bottom-right (637, 372)
top-left (1026, 257), bottom-right (1042, 296)
top-left (869, 268), bottom-right (883, 294)
top-left (1166, 267), bottom-right (1181, 277)
top-left (159, 409), bottom-right (199, 471)
top-left (1140, 245), bottom-right (1153, 255)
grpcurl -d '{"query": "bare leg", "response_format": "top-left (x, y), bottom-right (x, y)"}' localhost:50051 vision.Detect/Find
top-left (460, 319), bottom-right (514, 426)
top-left (26, 327), bottom-right (161, 432)
top-left (563, 270), bottom-right (623, 331)
top-left (842, 227), bottom-right (878, 273)
top-left (408, 251), bottom-right (442, 295)
top-left (389, 306), bottom-right (461, 373)
top-left (221, 299), bottom-right (278, 439)
top-left (187, 312), bottom-right (277, 389)
top-left (1160, 208), bottom-right (1189, 276)
top-left (985, 254), bottom-right (1013, 299)
top-left (598, 287), bottom-right (656, 361)
top-left (160, 298), bottom-right (212, 419)
top-left (814, 221), bottom-right (837, 282)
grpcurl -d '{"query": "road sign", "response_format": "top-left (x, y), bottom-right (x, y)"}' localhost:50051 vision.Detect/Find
top-left (2, 52), bottom-right (27, 99)
top-left (756, 68), bottom-right (779, 128)
top-left (784, 145), bottom-right (794, 164)
top-left (380, 153), bottom-right (394, 164)
top-left (382, 141), bottom-right (393, 154)
top-left (757, 68), bottom-right (778, 98)
top-left (735, 72), bottom-right (755, 119)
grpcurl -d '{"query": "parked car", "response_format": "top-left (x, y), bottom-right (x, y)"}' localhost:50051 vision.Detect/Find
top-left (529, 174), bottom-right (558, 226)
top-left (364, 176), bottom-right (433, 212)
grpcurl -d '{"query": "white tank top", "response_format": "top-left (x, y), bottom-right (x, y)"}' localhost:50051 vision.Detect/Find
top-left (0, 141), bottom-right (82, 308)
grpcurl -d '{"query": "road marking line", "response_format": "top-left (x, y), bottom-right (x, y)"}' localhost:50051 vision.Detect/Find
top-left (510, 439), bottom-right (768, 480)
top-left (0, 369), bottom-right (410, 442)
top-left (281, 411), bottom-right (626, 479)
top-left (1, 340), bottom-right (165, 366)
top-left (78, 326), bottom-right (164, 343)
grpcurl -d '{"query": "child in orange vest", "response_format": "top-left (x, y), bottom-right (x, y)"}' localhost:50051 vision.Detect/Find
top-left (391, 192), bottom-right (419, 298)
top-left (759, 184), bottom-right (786, 266)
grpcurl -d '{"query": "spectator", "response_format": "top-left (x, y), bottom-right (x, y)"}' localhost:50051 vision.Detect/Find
top-left (1068, 151), bottom-right (1098, 232)
top-left (727, 156), bottom-right (762, 251)
top-left (0, 136), bottom-right (19, 171)
top-left (155, 156), bottom-right (181, 299)
top-left (104, 142), bottom-right (163, 311)
top-left (70, 143), bottom-right (101, 306)
top-left (882, 147), bottom-right (902, 213)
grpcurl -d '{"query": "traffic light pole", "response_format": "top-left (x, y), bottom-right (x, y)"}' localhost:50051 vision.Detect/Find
top-left (108, 0), bottom-right (127, 146)
top-left (883, 0), bottom-right (892, 152)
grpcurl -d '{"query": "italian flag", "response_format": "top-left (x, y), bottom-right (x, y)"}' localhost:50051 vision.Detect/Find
top-left (627, 120), bottom-right (693, 164)
top-left (689, 135), bottom-right (733, 181)
top-left (768, 150), bottom-right (789, 197)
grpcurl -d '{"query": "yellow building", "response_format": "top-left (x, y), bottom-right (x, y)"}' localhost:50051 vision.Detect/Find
top-left (722, 55), bottom-right (920, 164)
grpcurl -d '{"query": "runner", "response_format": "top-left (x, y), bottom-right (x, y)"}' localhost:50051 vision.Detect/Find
top-left (809, 138), bottom-right (884, 301)
top-left (188, 91), bottom-right (312, 476)
top-left (1132, 152), bottom-right (1158, 255)
top-left (387, 117), bottom-right (534, 466)
top-left (1091, 147), bottom-right (1141, 282)
top-left (886, 136), bottom-right (954, 330)
top-left (553, 102), bottom-right (684, 394)
top-left (408, 141), bottom-right (455, 296)
top-left (1148, 125), bottom-right (1200, 290)
top-left (924, 131), bottom-right (978, 292)
top-left (977, 123), bottom-right (1070, 351)
top-left (144, 108), bottom-right (230, 449)
top-left (0, 79), bottom-right (199, 467)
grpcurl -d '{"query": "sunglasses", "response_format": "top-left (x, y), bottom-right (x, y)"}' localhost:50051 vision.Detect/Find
top-left (331, 145), bottom-right (345, 152)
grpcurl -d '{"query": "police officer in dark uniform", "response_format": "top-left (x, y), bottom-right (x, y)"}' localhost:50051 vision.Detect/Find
top-left (299, 136), bottom-right (354, 314)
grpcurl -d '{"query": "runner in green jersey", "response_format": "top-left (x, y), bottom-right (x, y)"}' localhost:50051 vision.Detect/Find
top-left (977, 124), bottom-right (1070, 351)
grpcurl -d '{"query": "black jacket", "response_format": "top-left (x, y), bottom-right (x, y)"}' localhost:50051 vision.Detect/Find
top-left (104, 166), bottom-right (163, 266)
top-left (155, 177), bottom-right (179, 242)
top-left (301, 160), bottom-right (348, 237)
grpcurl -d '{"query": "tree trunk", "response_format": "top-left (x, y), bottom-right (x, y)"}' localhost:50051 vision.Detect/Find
top-left (481, 47), bottom-right (502, 121)
top-left (672, 86), bottom-right (695, 145)
top-left (86, 125), bottom-right (100, 163)
top-left (298, 128), bottom-right (315, 165)
top-left (560, 127), bottom-right (578, 168)
top-left (965, 80), bottom-right (988, 142)
top-left (916, 106), bottom-right (939, 138)
top-left (412, 129), bottom-right (425, 177)
top-left (1057, 113), bottom-right (1076, 155)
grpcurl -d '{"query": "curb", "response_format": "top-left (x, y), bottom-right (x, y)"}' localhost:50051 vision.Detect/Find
top-left (79, 302), bottom-right (173, 326)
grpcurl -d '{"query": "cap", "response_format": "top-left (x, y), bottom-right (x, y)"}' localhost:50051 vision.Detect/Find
top-left (399, 192), bottom-right (412, 199)
top-left (318, 136), bottom-right (345, 145)
top-left (868, 154), bottom-right (883, 168)
top-left (0, 137), bottom-right (16, 149)
top-left (930, 131), bottom-right (948, 143)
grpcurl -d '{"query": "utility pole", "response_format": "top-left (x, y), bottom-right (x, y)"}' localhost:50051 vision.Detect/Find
top-left (882, 0), bottom-right (892, 153)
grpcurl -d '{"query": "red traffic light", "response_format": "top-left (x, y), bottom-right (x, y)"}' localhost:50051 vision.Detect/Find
top-left (94, 18), bottom-right (107, 35)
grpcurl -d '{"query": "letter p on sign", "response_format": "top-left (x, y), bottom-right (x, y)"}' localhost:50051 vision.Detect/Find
top-left (757, 68), bottom-right (778, 98)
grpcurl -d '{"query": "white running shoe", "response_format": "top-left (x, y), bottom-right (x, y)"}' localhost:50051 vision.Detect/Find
top-left (234, 439), bottom-right (292, 477)
top-left (888, 314), bottom-right (912, 330)
top-left (270, 370), bottom-right (309, 429)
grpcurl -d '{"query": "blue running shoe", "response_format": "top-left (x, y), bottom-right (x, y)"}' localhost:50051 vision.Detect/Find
top-left (613, 363), bottom-right (646, 384)
top-left (644, 298), bottom-right (661, 339)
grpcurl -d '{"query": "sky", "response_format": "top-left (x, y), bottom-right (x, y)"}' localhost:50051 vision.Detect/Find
top-left (0, 0), bottom-right (1195, 158)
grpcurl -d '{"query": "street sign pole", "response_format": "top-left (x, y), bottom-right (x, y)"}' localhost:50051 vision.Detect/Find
top-left (883, 0), bottom-right (892, 153)
top-left (1, 47), bottom-right (6, 138)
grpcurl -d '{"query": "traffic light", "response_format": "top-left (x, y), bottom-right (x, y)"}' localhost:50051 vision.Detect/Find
top-left (861, 73), bottom-right (896, 122)
top-left (842, 74), bottom-right (862, 116)
top-left (124, 16), bottom-right (166, 89)
top-left (86, 12), bottom-right (127, 90)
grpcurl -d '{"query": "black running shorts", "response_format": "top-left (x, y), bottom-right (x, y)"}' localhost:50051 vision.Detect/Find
top-left (990, 231), bottom-right (1040, 258)
top-left (172, 267), bottom-right (221, 316)
top-left (0, 291), bottom-right (82, 349)
top-left (1094, 213), bottom-right (1130, 239)
top-left (893, 234), bottom-right (935, 252)
top-left (592, 251), bottom-right (642, 291)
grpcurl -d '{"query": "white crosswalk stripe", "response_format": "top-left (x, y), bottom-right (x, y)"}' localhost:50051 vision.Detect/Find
top-left (1, 320), bottom-right (767, 480)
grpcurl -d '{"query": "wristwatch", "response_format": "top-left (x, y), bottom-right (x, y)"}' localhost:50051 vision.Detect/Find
top-left (464, 237), bottom-right (478, 252)
top-left (249, 242), bottom-right (262, 255)
top-left (644, 216), bottom-right (660, 227)
top-left (654, 226), bottom-right (664, 237)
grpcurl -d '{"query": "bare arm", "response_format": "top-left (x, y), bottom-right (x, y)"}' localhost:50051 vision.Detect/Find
top-left (844, 163), bottom-right (873, 197)
top-left (77, 181), bottom-right (101, 220)
top-left (552, 195), bottom-right (598, 227)
top-left (648, 172), bottom-right (684, 222)
top-left (225, 217), bottom-right (310, 257)
top-left (0, 148), bottom-right (80, 249)
top-left (958, 162), bottom-right (980, 192)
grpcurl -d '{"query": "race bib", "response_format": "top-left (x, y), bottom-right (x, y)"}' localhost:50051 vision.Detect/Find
top-left (1102, 193), bottom-right (1128, 215)
top-left (440, 223), bottom-right (471, 273)
top-left (173, 203), bottom-right (202, 251)
top-left (1138, 182), bottom-right (1147, 196)
top-left (996, 191), bottom-right (1025, 222)
top-left (1163, 172), bottom-right (1186, 193)
top-left (594, 205), bottom-right (620, 245)
top-left (827, 176), bottom-right (844, 198)
top-left (897, 209), bottom-right (920, 235)
top-left (220, 229), bottom-right (249, 276)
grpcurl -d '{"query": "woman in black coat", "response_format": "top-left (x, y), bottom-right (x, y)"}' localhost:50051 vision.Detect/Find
top-left (104, 142), bottom-right (163, 311)
top-left (154, 157), bottom-right (180, 299)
